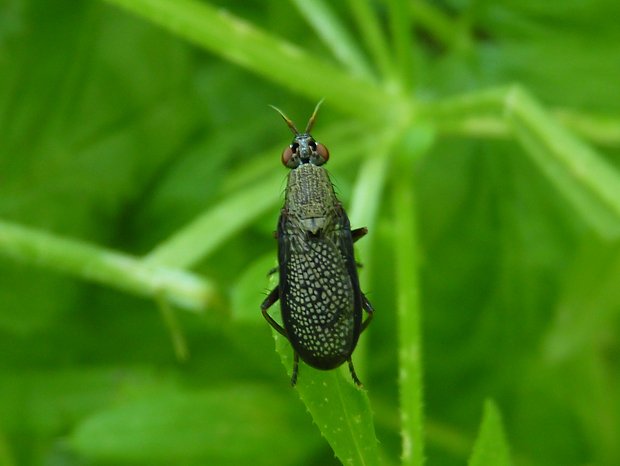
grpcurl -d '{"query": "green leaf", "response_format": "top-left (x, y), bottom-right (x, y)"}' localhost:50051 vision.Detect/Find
top-left (468, 400), bottom-right (512, 466)
top-left (270, 322), bottom-right (381, 466)
top-left (102, 0), bottom-right (396, 120)
top-left (70, 386), bottom-right (317, 465)
top-left (288, 0), bottom-right (373, 78)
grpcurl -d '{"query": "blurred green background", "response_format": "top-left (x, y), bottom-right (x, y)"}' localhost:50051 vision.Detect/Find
top-left (1, 0), bottom-right (620, 465)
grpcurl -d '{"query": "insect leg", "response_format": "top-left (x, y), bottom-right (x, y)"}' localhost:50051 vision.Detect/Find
top-left (290, 352), bottom-right (300, 386)
top-left (361, 293), bottom-right (375, 332)
top-left (351, 227), bottom-right (368, 243)
top-left (260, 286), bottom-right (288, 338)
top-left (347, 358), bottom-right (363, 387)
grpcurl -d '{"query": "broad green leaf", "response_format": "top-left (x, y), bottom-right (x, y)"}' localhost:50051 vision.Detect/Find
top-left (70, 386), bottom-right (316, 465)
top-left (273, 331), bottom-right (381, 466)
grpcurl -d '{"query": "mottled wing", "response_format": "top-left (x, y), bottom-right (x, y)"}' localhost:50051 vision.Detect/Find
top-left (277, 206), bottom-right (361, 369)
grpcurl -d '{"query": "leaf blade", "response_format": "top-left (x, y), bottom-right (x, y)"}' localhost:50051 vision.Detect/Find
top-left (468, 400), bottom-right (512, 466)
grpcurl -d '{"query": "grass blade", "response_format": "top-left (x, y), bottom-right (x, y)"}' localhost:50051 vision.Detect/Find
top-left (289, 0), bottom-right (373, 78)
top-left (386, 0), bottom-right (416, 90)
top-left (346, 0), bottom-right (395, 82)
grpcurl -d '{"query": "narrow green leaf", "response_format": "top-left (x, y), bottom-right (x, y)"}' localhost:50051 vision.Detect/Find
top-left (0, 220), bottom-right (217, 312)
top-left (386, 0), bottom-right (416, 90)
top-left (289, 0), bottom-right (373, 78)
top-left (102, 0), bottom-right (393, 120)
top-left (468, 400), bottom-right (512, 466)
top-left (146, 172), bottom-right (282, 268)
top-left (410, 1), bottom-right (461, 51)
top-left (346, 0), bottom-right (395, 82)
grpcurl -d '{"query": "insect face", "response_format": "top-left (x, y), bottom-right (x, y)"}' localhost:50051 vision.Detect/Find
top-left (281, 135), bottom-right (330, 168)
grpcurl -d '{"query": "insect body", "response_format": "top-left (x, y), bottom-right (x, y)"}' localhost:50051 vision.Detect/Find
top-left (261, 102), bottom-right (374, 386)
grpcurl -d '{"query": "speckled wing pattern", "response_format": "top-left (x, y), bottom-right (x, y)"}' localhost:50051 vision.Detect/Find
top-left (277, 204), bottom-right (362, 369)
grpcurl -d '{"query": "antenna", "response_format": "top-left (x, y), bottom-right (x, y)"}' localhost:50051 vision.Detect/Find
top-left (305, 98), bottom-right (324, 133)
top-left (269, 105), bottom-right (299, 135)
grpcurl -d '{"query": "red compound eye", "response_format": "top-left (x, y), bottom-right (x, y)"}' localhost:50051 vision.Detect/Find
top-left (281, 145), bottom-right (295, 167)
top-left (315, 142), bottom-right (329, 164)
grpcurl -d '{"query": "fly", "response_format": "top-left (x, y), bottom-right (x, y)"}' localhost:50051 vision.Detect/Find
top-left (260, 101), bottom-right (374, 386)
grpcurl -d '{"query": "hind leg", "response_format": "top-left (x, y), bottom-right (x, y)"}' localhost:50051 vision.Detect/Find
top-left (361, 293), bottom-right (375, 332)
top-left (347, 358), bottom-right (363, 387)
top-left (290, 352), bottom-right (300, 386)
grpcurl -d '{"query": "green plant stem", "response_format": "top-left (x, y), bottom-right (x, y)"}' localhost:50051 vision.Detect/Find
top-left (0, 220), bottom-right (217, 312)
top-left (392, 173), bottom-right (424, 466)
top-left (426, 108), bottom-right (620, 147)
top-left (554, 110), bottom-right (620, 147)
top-left (346, 144), bottom-right (391, 383)
top-left (421, 85), bottom-right (620, 238)
top-left (349, 148), bottom-right (391, 252)
top-left (506, 85), bottom-right (620, 238)
top-left (103, 0), bottom-right (394, 121)
top-left (156, 293), bottom-right (190, 361)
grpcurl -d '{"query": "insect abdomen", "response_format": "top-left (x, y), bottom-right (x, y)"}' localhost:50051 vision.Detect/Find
top-left (279, 230), bottom-right (360, 368)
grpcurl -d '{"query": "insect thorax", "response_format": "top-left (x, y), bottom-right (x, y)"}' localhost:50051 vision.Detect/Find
top-left (284, 163), bottom-right (337, 234)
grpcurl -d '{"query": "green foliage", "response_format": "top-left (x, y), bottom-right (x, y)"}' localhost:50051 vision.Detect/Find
top-left (1, 0), bottom-right (620, 465)
top-left (468, 401), bottom-right (511, 466)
